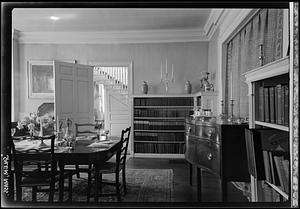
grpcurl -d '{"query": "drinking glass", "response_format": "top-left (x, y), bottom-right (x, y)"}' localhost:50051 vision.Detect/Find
top-left (11, 128), bottom-right (16, 137)
top-left (65, 132), bottom-right (74, 150)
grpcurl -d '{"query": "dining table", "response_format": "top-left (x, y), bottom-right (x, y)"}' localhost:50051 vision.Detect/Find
top-left (13, 135), bottom-right (122, 203)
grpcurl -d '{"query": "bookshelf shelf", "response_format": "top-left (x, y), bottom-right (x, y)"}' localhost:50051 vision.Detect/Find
top-left (133, 153), bottom-right (185, 158)
top-left (134, 141), bottom-right (185, 144)
top-left (265, 181), bottom-right (289, 200)
top-left (134, 117), bottom-right (186, 120)
top-left (244, 56), bottom-right (291, 203)
top-left (134, 129), bottom-right (185, 133)
top-left (134, 106), bottom-right (193, 109)
top-left (133, 96), bottom-right (193, 156)
top-left (255, 121), bottom-right (289, 132)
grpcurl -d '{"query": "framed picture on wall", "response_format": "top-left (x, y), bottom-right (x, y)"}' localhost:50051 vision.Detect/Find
top-left (28, 60), bottom-right (54, 99)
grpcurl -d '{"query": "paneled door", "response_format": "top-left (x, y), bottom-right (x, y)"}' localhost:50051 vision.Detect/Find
top-left (54, 61), bottom-right (94, 131)
top-left (105, 92), bottom-right (130, 136)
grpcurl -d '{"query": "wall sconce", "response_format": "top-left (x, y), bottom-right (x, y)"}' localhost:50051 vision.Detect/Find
top-left (258, 44), bottom-right (264, 66)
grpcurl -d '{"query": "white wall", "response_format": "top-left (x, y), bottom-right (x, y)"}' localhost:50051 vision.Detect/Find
top-left (16, 41), bottom-right (208, 119)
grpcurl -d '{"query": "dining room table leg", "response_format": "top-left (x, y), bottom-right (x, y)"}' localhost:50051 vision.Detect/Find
top-left (58, 161), bottom-right (65, 202)
top-left (94, 164), bottom-right (99, 203)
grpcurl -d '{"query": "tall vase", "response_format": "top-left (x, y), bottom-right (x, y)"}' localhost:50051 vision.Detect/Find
top-left (142, 81), bottom-right (148, 94)
top-left (185, 81), bottom-right (192, 94)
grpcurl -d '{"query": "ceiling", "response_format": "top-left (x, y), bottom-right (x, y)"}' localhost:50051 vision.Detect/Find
top-left (12, 8), bottom-right (212, 33)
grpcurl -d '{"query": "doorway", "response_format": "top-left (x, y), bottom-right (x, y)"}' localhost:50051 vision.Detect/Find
top-left (92, 63), bottom-right (132, 138)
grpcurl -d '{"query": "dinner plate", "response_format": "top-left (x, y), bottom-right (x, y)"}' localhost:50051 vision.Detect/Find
top-left (87, 142), bottom-right (109, 148)
top-left (101, 140), bottom-right (114, 144)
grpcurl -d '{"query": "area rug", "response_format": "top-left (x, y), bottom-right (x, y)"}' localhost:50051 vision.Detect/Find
top-left (21, 168), bottom-right (174, 202)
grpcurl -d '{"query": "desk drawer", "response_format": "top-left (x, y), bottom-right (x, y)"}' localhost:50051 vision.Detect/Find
top-left (185, 136), bottom-right (220, 174)
top-left (195, 138), bottom-right (220, 174)
top-left (195, 125), bottom-right (216, 141)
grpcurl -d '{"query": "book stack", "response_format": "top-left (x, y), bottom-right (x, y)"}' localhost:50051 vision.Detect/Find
top-left (262, 150), bottom-right (289, 201)
top-left (257, 84), bottom-right (289, 126)
top-left (133, 97), bottom-right (192, 155)
top-left (134, 143), bottom-right (184, 154)
top-left (134, 97), bottom-right (193, 106)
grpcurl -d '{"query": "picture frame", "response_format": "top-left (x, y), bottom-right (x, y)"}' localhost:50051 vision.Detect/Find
top-left (28, 60), bottom-right (78, 99)
top-left (28, 60), bottom-right (54, 99)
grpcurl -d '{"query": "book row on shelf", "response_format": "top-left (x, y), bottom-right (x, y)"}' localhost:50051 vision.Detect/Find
top-left (257, 84), bottom-right (289, 126)
top-left (134, 109), bottom-right (191, 117)
top-left (134, 143), bottom-right (184, 154)
top-left (262, 150), bottom-right (290, 202)
top-left (134, 97), bottom-right (193, 106)
top-left (134, 120), bottom-right (185, 130)
top-left (134, 132), bottom-right (184, 142)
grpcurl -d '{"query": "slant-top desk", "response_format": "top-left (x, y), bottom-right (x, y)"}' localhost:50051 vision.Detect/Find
top-left (185, 117), bottom-right (249, 201)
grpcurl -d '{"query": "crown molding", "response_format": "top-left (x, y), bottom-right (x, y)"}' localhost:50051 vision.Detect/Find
top-left (203, 9), bottom-right (225, 40)
top-left (17, 28), bottom-right (209, 44)
top-left (15, 9), bottom-right (256, 44)
top-left (218, 9), bottom-right (256, 43)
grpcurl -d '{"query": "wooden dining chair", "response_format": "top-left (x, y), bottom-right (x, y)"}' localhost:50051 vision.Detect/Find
top-left (75, 122), bottom-right (102, 137)
top-left (74, 122), bottom-right (101, 176)
top-left (73, 122), bottom-right (102, 202)
top-left (94, 127), bottom-right (131, 202)
top-left (10, 135), bottom-right (76, 202)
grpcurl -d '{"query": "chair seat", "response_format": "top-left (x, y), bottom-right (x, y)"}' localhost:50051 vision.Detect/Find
top-left (75, 164), bottom-right (91, 171)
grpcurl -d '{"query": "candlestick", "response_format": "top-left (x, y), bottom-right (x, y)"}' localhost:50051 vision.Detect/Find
top-left (227, 99), bottom-right (235, 123)
top-left (221, 100), bottom-right (224, 115)
top-left (230, 71), bottom-right (233, 99)
top-left (259, 44), bottom-right (264, 66)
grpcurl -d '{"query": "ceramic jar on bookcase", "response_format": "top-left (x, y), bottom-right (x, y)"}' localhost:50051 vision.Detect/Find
top-left (244, 56), bottom-right (291, 203)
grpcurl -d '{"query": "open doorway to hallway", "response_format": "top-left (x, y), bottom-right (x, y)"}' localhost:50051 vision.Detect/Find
top-left (92, 64), bottom-right (131, 136)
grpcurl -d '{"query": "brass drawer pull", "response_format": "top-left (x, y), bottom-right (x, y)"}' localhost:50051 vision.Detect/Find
top-left (207, 153), bottom-right (213, 160)
top-left (207, 129), bottom-right (214, 137)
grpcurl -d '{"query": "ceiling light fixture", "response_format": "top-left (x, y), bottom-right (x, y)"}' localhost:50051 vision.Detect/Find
top-left (50, 16), bottom-right (60, 21)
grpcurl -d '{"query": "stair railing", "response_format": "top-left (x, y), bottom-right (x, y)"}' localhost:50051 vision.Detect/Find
top-left (94, 66), bottom-right (128, 89)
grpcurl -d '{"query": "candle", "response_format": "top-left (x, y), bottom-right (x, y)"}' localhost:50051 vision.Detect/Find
top-left (160, 62), bottom-right (163, 80)
top-left (211, 100), bottom-right (214, 113)
top-left (166, 59), bottom-right (168, 74)
top-left (230, 71), bottom-right (233, 99)
top-left (56, 115), bottom-right (59, 131)
top-left (171, 64), bottom-right (174, 78)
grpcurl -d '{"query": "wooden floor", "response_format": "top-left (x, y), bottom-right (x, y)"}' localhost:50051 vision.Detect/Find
top-left (126, 157), bottom-right (250, 206)
top-left (5, 157), bottom-right (251, 208)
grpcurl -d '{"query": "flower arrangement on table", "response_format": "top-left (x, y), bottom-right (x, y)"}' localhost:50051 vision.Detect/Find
top-left (17, 112), bottom-right (55, 137)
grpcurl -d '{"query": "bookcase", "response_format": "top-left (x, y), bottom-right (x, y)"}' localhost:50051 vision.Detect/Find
top-left (132, 95), bottom-right (194, 158)
top-left (244, 56), bottom-right (291, 204)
